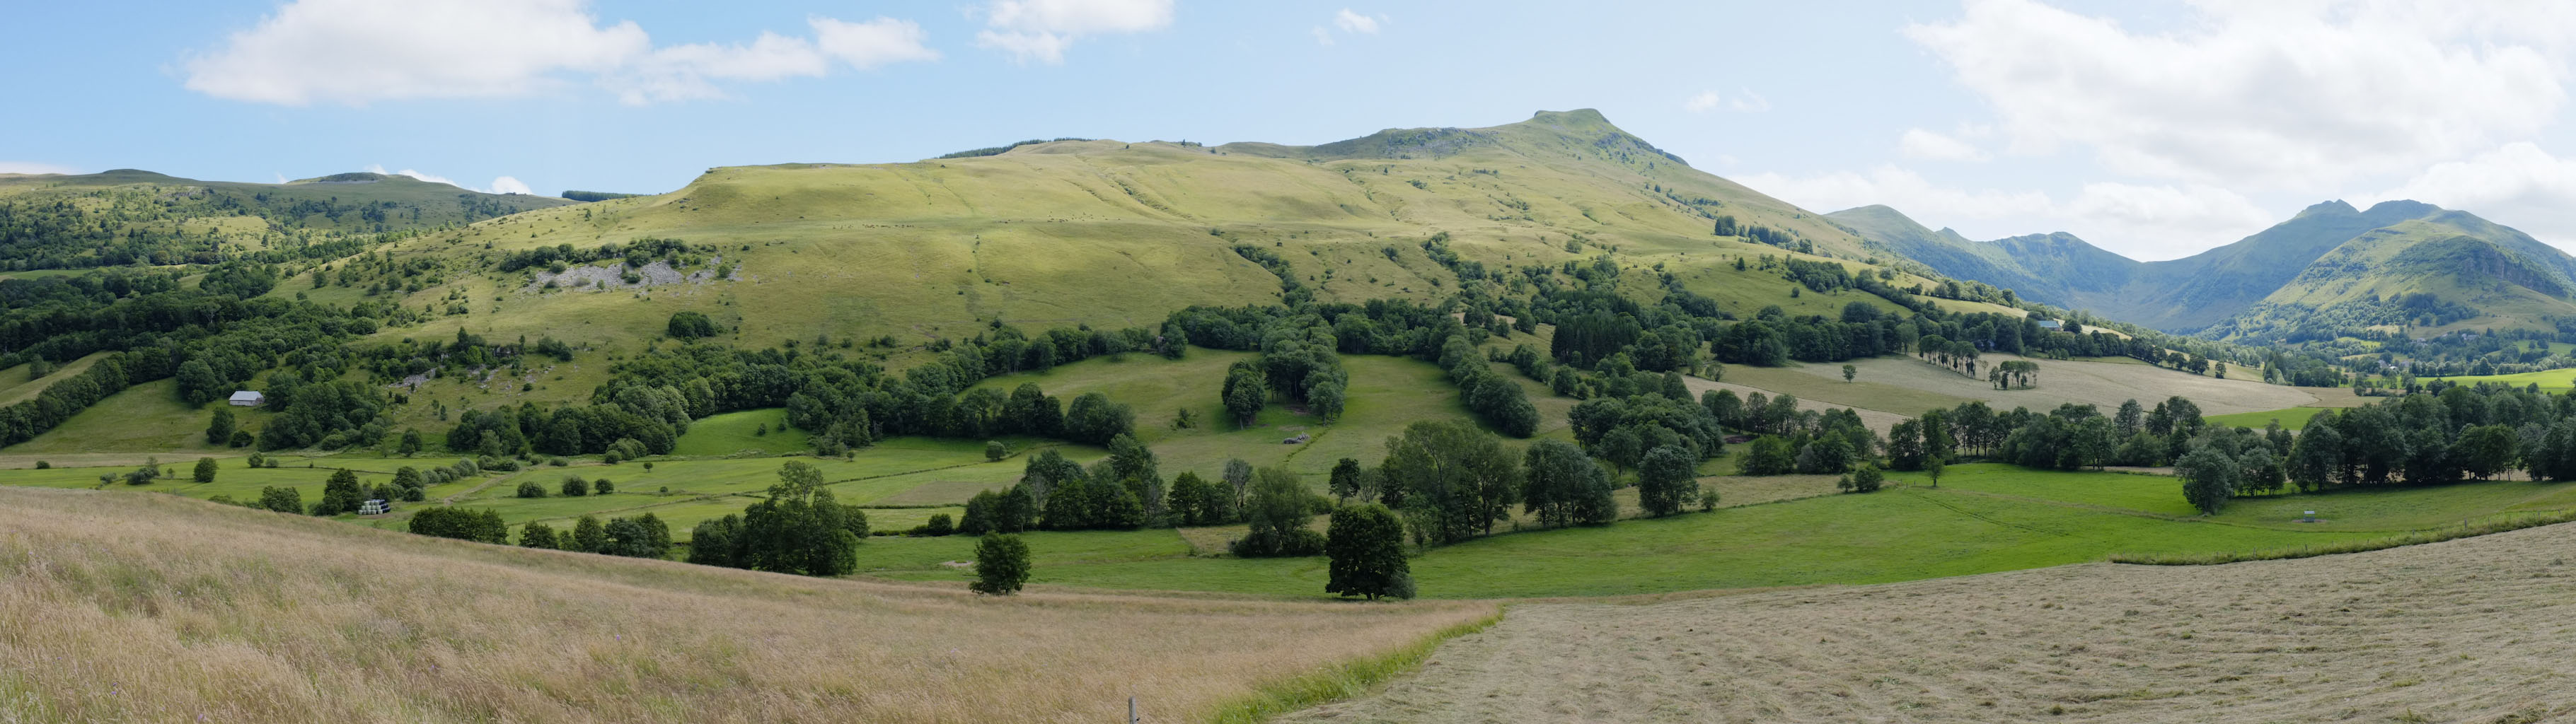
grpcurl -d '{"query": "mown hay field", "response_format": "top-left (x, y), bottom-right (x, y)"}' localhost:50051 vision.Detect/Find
top-left (1281, 518), bottom-right (2576, 723)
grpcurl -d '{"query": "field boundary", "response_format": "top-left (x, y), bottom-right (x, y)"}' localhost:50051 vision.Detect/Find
top-left (1206, 607), bottom-right (1507, 724)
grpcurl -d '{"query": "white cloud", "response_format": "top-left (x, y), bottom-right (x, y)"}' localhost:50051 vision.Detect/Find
top-left (977, 0), bottom-right (1174, 64)
top-left (1685, 89), bottom-right (1767, 114)
top-left (0, 161), bottom-right (78, 175)
top-left (2370, 142), bottom-right (2576, 250)
top-left (1312, 26), bottom-right (1334, 45)
top-left (1898, 128), bottom-right (1988, 162)
top-left (365, 164), bottom-right (535, 195)
top-left (184, 0), bottom-right (935, 106)
top-left (1906, 0), bottom-right (2572, 189)
top-left (1334, 9), bottom-right (1380, 34)
top-left (1740, 165), bottom-right (2273, 260)
top-left (813, 17), bottom-right (942, 69)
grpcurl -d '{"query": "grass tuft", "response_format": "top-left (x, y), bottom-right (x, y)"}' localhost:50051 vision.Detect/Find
top-left (1206, 609), bottom-right (1506, 724)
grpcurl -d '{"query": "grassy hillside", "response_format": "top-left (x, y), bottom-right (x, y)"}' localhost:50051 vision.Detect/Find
top-left (0, 169), bottom-right (571, 269)
top-left (0, 486), bottom-right (1494, 723)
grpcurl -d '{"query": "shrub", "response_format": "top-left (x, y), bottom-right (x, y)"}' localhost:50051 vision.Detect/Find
top-left (561, 476), bottom-right (589, 497)
top-left (970, 534), bottom-right (1032, 595)
top-left (229, 430), bottom-right (253, 448)
top-left (516, 481), bottom-right (546, 498)
top-left (984, 440), bottom-right (1006, 462)
top-left (193, 457), bottom-right (218, 483)
top-left (594, 479), bottom-right (616, 494)
top-left (256, 486), bottom-right (302, 513)
top-left (33, 461), bottom-right (47, 469)
top-left (1839, 466), bottom-right (1885, 494)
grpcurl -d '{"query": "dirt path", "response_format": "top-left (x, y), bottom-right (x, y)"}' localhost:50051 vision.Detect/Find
top-left (1282, 521), bottom-right (2576, 723)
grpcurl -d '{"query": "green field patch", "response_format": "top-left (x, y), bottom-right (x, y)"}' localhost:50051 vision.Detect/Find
top-left (0, 352), bottom-right (110, 407)
top-left (2202, 406), bottom-right (2328, 431)
top-left (2425, 368), bottom-right (2576, 391)
top-left (671, 408), bottom-right (810, 455)
top-left (870, 479), bottom-right (1012, 506)
top-left (5, 379), bottom-right (238, 455)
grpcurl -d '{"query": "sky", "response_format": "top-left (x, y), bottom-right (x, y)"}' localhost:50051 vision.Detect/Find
top-left (8, 0), bottom-right (2576, 261)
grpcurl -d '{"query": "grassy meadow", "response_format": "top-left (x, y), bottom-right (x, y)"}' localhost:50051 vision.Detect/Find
top-left (0, 486), bottom-right (1496, 724)
top-left (2202, 405), bottom-right (2330, 430)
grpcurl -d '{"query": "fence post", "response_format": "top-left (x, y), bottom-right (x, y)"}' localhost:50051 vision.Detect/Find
top-left (1128, 696), bottom-right (1138, 723)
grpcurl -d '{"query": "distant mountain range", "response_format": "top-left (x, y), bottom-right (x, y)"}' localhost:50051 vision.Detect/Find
top-left (1830, 200), bottom-right (2576, 340)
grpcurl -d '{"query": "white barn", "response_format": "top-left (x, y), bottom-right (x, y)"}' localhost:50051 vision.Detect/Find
top-left (228, 391), bottom-right (265, 407)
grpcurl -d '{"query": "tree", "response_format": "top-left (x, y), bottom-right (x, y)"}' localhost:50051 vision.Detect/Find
top-left (1521, 439), bottom-right (1615, 527)
top-left (1233, 467), bottom-right (1325, 556)
top-left (2454, 424), bottom-right (2519, 481)
top-left (516, 480), bottom-right (546, 498)
top-left (192, 457), bottom-right (218, 483)
top-left (519, 522), bottom-right (560, 549)
top-left (205, 409), bottom-right (236, 445)
top-left (560, 476), bottom-right (589, 496)
top-left (984, 440), bottom-right (1007, 462)
top-left (398, 428), bottom-right (424, 456)
top-left (257, 486), bottom-right (301, 513)
top-left (570, 515), bottom-right (607, 553)
top-left (970, 534), bottom-right (1032, 595)
top-left (1924, 455), bottom-right (1946, 489)
top-left (1308, 380), bottom-right (1346, 421)
top-left (2287, 424), bottom-right (2343, 493)
top-left (2176, 445), bottom-right (2239, 515)
top-left (1379, 420), bottom-right (1520, 545)
top-left (1636, 445), bottom-right (1699, 517)
top-left (1328, 457), bottom-right (1365, 503)
top-left (1738, 436), bottom-right (1796, 476)
top-left (1062, 392), bottom-right (1134, 445)
top-left (1324, 504), bottom-right (1412, 600)
top-left (666, 311), bottom-right (720, 339)
top-left (1842, 364), bottom-right (1857, 383)
top-left (316, 469), bottom-right (364, 515)
top-left (739, 460), bottom-right (862, 576)
top-left (1223, 364), bottom-right (1268, 428)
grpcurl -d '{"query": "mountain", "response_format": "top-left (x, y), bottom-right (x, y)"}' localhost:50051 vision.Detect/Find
top-left (367, 110), bottom-right (1912, 353)
top-left (0, 169), bottom-right (571, 268)
top-left (1830, 200), bottom-right (2576, 339)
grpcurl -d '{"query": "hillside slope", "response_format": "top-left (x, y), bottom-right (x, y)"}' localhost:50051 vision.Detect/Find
top-left (0, 170), bottom-right (572, 269)
top-left (1832, 201), bottom-right (2576, 339)
top-left (375, 110), bottom-right (1911, 351)
top-left (0, 486), bottom-right (1494, 723)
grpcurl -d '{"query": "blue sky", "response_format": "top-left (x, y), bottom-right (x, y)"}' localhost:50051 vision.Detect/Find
top-left (9, 1), bottom-right (2576, 260)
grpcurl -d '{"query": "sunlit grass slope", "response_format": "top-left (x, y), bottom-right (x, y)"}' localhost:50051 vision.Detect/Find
top-left (0, 486), bottom-right (1494, 724)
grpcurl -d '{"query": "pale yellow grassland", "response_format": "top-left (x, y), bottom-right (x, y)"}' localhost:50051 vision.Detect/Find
top-left (0, 487), bottom-right (1494, 723)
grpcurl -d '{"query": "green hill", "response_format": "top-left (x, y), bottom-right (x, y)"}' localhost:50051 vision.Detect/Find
top-left (364, 109), bottom-right (1924, 354)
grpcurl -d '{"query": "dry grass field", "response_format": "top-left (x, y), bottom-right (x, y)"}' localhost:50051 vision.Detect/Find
top-left (1735, 355), bottom-right (2326, 419)
top-left (1282, 520), bottom-right (2576, 724)
top-left (0, 487), bottom-right (1496, 724)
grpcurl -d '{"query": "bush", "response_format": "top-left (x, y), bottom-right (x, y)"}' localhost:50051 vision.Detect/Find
top-left (256, 486), bottom-right (302, 513)
top-left (970, 534), bottom-right (1032, 595)
top-left (560, 476), bottom-right (589, 497)
top-left (1838, 465), bottom-right (1885, 494)
top-left (909, 513), bottom-right (956, 537)
top-left (229, 430), bottom-right (253, 448)
top-left (516, 481), bottom-right (546, 498)
top-left (193, 457), bottom-right (218, 483)
top-left (667, 311), bottom-right (720, 339)
top-left (984, 440), bottom-right (1006, 462)
top-left (594, 479), bottom-right (616, 494)
top-left (33, 460), bottom-right (47, 469)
